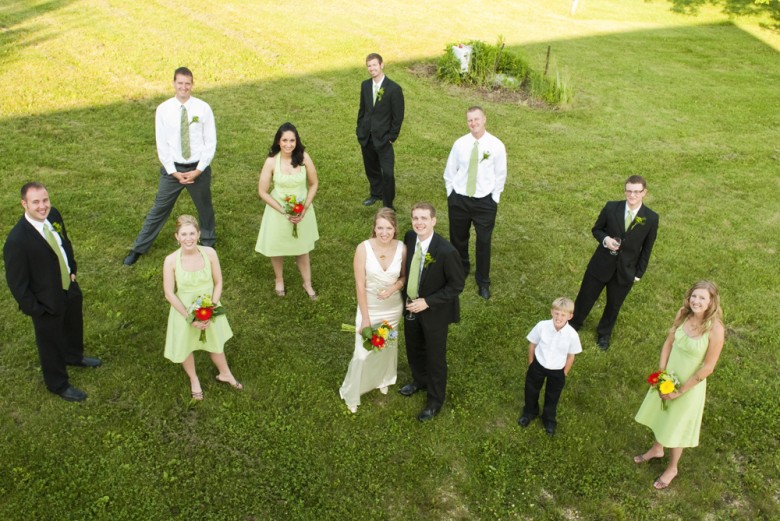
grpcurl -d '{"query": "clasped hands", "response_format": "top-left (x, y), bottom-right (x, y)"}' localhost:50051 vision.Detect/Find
top-left (191, 319), bottom-right (210, 331)
top-left (173, 169), bottom-right (202, 185)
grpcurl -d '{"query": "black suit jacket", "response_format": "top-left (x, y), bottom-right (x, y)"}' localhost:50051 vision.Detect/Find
top-left (402, 231), bottom-right (465, 326)
top-left (356, 76), bottom-right (405, 148)
top-left (4, 208), bottom-right (77, 318)
top-left (585, 201), bottom-right (659, 286)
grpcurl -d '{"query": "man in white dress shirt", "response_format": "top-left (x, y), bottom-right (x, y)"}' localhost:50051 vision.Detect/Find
top-left (443, 106), bottom-right (507, 299)
top-left (124, 67), bottom-right (217, 265)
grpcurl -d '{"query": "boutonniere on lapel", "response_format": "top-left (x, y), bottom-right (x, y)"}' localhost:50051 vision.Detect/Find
top-left (189, 116), bottom-right (200, 125)
top-left (423, 253), bottom-right (436, 268)
top-left (480, 151), bottom-right (491, 162)
top-left (375, 87), bottom-right (385, 102)
top-left (629, 216), bottom-right (646, 231)
top-left (51, 222), bottom-right (63, 234)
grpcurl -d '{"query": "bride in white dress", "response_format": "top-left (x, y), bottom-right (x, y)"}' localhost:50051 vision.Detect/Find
top-left (339, 208), bottom-right (407, 413)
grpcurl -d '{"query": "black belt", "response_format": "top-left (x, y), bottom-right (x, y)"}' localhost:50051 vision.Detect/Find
top-left (174, 162), bottom-right (199, 169)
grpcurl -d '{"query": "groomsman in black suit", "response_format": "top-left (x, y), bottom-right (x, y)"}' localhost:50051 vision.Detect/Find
top-left (4, 182), bottom-right (102, 402)
top-left (569, 175), bottom-right (659, 350)
top-left (356, 53), bottom-right (405, 210)
top-left (400, 202), bottom-right (465, 421)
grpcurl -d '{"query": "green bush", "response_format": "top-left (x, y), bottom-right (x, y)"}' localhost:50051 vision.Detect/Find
top-left (436, 37), bottom-right (571, 105)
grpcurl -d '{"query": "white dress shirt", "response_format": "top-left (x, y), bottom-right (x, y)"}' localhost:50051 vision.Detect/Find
top-left (26, 214), bottom-right (71, 274)
top-left (156, 96), bottom-right (217, 174)
top-left (526, 319), bottom-right (582, 370)
top-left (443, 130), bottom-right (507, 202)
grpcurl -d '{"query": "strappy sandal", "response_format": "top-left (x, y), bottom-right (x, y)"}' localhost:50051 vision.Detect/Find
top-left (633, 452), bottom-right (663, 464)
top-left (215, 375), bottom-right (243, 390)
top-left (191, 390), bottom-right (204, 401)
top-left (303, 285), bottom-right (318, 301)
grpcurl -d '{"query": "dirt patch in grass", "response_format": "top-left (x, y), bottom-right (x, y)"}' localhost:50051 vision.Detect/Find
top-left (407, 62), bottom-right (554, 109)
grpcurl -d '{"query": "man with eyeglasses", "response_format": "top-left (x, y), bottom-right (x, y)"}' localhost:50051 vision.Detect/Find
top-left (569, 175), bottom-right (659, 350)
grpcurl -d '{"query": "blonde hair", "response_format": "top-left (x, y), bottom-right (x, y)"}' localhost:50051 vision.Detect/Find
top-left (175, 215), bottom-right (199, 234)
top-left (672, 280), bottom-right (723, 335)
top-left (370, 207), bottom-right (398, 239)
top-left (552, 297), bottom-right (575, 314)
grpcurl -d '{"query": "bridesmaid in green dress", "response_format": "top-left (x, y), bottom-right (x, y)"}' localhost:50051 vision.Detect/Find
top-left (164, 215), bottom-right (242, 400)
top-left (255, 122), bottom-right (320, 299)
top-left (633, 280), bottom-right (725, 490)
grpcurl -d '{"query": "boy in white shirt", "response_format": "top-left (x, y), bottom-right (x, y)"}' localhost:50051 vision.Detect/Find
top-left (518, 297), bottom-right (582, 436)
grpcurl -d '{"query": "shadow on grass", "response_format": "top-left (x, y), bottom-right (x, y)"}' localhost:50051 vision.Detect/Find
top-left (0, 0), bottom-right (76, 65)
top-left (0, 21), bottom-right (779, 520)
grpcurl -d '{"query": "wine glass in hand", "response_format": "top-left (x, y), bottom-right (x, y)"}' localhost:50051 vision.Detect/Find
top-left (610, 237), bottom-right (622, 256)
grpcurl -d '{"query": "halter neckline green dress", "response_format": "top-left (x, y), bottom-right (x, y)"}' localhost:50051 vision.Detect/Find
top-left (164, 247), bottom-right (233, 363)
top-left (255, 154), bottom-right (319, 256)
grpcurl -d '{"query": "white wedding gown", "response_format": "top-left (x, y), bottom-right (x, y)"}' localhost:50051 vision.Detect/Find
top-left (339, 240), bottom-right (403, 410)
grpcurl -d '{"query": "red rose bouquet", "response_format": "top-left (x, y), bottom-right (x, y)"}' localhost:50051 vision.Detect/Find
top-left (188, 295), bottom-right (226, 343)
top-left (282, 195), bottom-right (305, 238)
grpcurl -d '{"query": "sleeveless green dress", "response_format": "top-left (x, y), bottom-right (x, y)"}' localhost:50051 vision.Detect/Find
top-left (255, 154), bottom-right (319, 256)
top-left (164, 247), bottom-right (233, 363)
top-left (634, 321), bottom-right (710, 448)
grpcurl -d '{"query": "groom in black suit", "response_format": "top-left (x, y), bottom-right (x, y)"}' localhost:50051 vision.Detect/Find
top-left (4, 182), bottom-right (102, 402)
top-left (400, 202), bottom-right (465, 421)
top-left (569, 175), bottom-right (659, 350)
top-left (356, 52), bottom-right (405, 210)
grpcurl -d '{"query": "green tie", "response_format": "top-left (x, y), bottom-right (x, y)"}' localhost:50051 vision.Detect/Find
top-left (43, 225), bottom-right (70, 290)
top-left (407, 242), bottom-right (422, 300)
top-left (466, 141), bottom-right (479, 197)
top-left (180, 105), bottom-right (191, 159)
top-left (372, 84), bottom-right (378, 106)
top-left (625, 211), bottom-right (633, 231)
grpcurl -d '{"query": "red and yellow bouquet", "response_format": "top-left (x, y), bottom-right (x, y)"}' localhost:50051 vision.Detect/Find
top-left (646, 369), bottom-right (680, 410)
top-left (188, 295), bottom-right (226, 343)
top-left (341, 320), bottom-right (398, 352)
top-left (282, 195), bottom-right (305, 238)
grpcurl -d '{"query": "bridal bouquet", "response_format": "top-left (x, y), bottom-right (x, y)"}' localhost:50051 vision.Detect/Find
top-left (341, 320), bottom-right (398, 352)
top-left (282, 195), bottom-right (304, 238)
top-left (188, 295), bottom-right (225, 343)
top-left (646, 369), bottom-right (680, 410)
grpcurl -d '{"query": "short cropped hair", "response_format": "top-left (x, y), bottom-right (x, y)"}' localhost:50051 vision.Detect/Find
top-left (366, 53), bottom-right (383, 64)
top-left (411, 202), bottom-right (436, 218)
top-left (173, 67), bottom-right (193, 81)
top-left (625, 175), bottom-right (647, 189)
top-left (552, 297), bottom-right (575, 314)
top-left (21, 182), bottom-right (46, 199)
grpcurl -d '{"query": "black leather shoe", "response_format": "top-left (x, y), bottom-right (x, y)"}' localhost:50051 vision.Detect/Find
top-left (518, 415), bottom-right (533, 427)
top-left (362, 197), bottom-right (380, 206)
top-left (478, 286), bottom-right (491, 299)
top-left (58, 386), bottom-right (87, 402)
top-left (544, 423), bottom-right (556, 436)
top-left (399, 382), bottom-right (425, 396)
top-left (73, 356), bottom-right (102, 368)
top-left (597, 336), bottom-right (610, 351)
top-left (417, 407), bottom-right (441, 422)
top-left (123, 251), bottom-right (141, 266)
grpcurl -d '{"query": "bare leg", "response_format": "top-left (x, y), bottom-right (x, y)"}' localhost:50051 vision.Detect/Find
top-left (210, 352), bottom-right (242, 389)
top-left (181, 353), bottom-right (202, 399)
top-left (270, 256), bottom-right (285, 294)
top-left (297, 253), bottom-right (316, 297)
top-left (655, 447), bottom-right (682, 489)
top-left (634, 440), bottom-right (665, 463)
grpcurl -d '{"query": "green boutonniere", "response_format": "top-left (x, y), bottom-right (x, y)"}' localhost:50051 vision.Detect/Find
top-left (376, 88), bottom-right (385, 102)
top-left (423, 253), bottom-right (435, 268)
top-left (629, 216), bottom-right (646, 231)
top-left (481, 151), bottom-right (491, 162)
top-left (51, 222), bottom-right (63, 234)
top-left (189, 116), bottom-right (200, 125)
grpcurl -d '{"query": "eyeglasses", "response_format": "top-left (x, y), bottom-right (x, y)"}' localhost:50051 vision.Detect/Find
top-left (625, 190), bottom-right (645, 195)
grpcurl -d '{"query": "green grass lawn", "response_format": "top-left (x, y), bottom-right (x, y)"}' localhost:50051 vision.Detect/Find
top-left (1, 0), bottom-right (778, 519)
